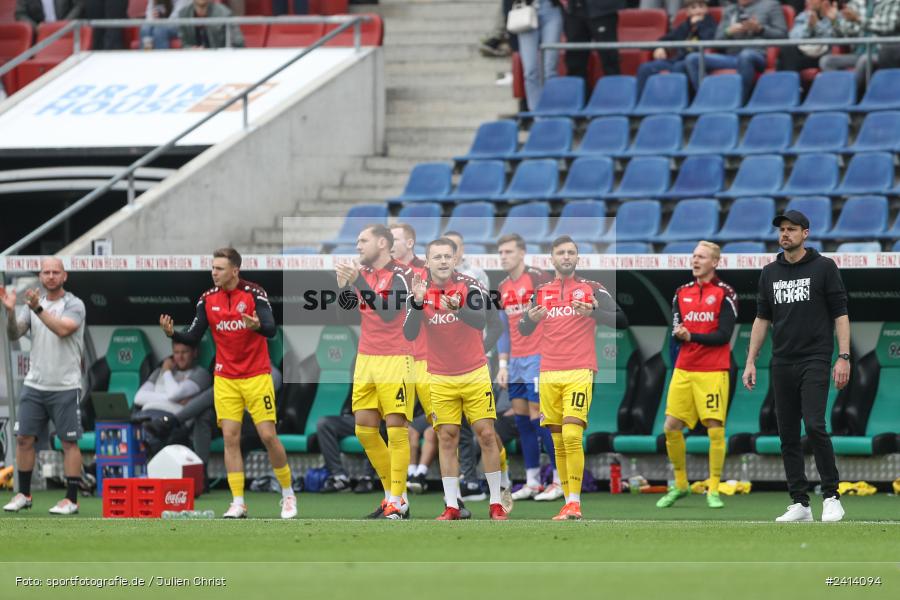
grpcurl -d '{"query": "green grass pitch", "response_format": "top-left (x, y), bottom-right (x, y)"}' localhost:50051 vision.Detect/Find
top-left (0, 490), bottom-right (897, 600)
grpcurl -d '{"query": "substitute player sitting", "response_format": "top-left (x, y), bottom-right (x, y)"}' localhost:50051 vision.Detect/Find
top-left (519, 236), bottom-right (627, 520)
top-left (657, 241), bottom-right (737, 510)
top-left (404, 237), bottom-right (509, 521)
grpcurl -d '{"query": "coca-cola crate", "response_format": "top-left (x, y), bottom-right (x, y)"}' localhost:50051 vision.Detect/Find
top-left (102, 478), bottom-right (134, 518)
top-left (132, 478), bottom-right (195, 518)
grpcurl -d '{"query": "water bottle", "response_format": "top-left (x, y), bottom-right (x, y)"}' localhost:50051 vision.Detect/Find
top-left (628, 457), bottom-right (641, 494)
top-left (666, 462), bottom-right (675, 490)
top-left (161, 511), bottom-right (176, 519)
top-left (609, 460), bottom-right (622, 494)
top-left (201, 510), bottom-right (216, 519)
top-left (740, 454), bottom-right (750, 483)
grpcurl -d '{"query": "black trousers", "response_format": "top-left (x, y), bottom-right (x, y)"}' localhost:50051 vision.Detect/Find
top-left (564, 12), bottom-right (620, 82)
top-left (316, 414), bottom-right (376, 479)
top-left (771, 361), bottom-right (840, 504)
top-left (777, 46), bottom-right (822, 72)
top-left (85, 0), bottom-right (128, 50)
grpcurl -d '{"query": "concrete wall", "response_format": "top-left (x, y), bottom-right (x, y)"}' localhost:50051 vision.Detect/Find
top-left (62, 48), bottom-right (385, 254)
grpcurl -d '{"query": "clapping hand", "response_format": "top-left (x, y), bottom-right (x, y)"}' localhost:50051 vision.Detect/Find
top-left (572, 296), bottom-right (597, 317)
top-left (673, 325), bottom-right (692, 342)
top-left (241, 310), bottom-right (261, 331)
top-left (0, 286), bottom-right (15, 312)
top-left (527, 304), bottom-right (548, 322)
top-left (24, 288), bottom-right (41, 310)
top-left (411, 272), bottom-right (427, 303)
top-left (159, 314), bottom-right (175, 337)
top-left (335, 261), bottom-right (360, 288)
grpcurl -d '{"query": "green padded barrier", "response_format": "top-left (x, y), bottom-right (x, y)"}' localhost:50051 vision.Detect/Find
top-left (339, 436), bottom-right (365, 454)
top-left (588, 326), bottom-right (639, 443)
top-left (613, 330), bottom-right (672, 454)
top-left (197, 331), bottom-right (216, 371)
top-left (105, 328), bottom-right (153, 407)
top-left (52, 432), bottom-right (95, 452)
top-left (210, 438), bottom-right (224, 452)
top-left (267, 327), bottom-right (285, 368)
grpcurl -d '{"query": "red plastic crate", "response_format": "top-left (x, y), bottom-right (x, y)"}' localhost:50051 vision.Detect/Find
top-left (132, 478), bottom-right (195, 518)
top-left (102, 478), bottom-right (134, 518)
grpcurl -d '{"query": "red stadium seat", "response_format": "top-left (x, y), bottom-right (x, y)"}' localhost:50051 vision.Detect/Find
top-left (241, 23), bottom-right (269, 47)
top-left (324, 14), bottom-right (383, 47)
top-left (617, 9), bottom-right (668, 76)
top-left (317, 0), bottom-right (348, 15)
top-left (245, 0), bottom-right (274, 14)
top-left (266, 21), bottom-right (324, 47)
top-left (0, 0), bottom-right (16, 23)
top-left (0, 21), bottom-right (30, 93)
top-left (128, 0), bottom-right (149, 18)
top-left (15, 22), bottom-right (92, 90)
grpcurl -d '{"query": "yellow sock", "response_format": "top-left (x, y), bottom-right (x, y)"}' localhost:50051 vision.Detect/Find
top-left (665, 429), bottom-right (688, 490)
top-left (386, 426), bottom-right (410, 499)
top-left (226, 472), bottom-right (244, 499)
top-left (273, 464), bottom-right (292, 491)
top-left (499, 444), bottom-right (508, 473)
top-left (551, 431), bottom-right (569, 498)
top-left (356, 425), bottom-right (391, 494)
top-left (708, 427), bottom-right (726, 492)
top-left (561, 423), bottom-right (585, 500)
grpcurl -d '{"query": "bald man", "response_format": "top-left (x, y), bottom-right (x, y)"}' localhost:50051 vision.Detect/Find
top-left (2, 258), bottom-right (87, 515)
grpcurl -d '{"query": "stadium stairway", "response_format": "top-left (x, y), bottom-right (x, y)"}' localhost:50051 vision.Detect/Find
top-left (246, 0), bottom-right (518, 251)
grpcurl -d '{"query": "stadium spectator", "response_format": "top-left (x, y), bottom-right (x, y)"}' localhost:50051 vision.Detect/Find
top-left (564, 0), bottom-right (624, 81)
top-left (140, 1), bottom-right (191, 50)
top-left (820, 0), bottom-right (900, 85)
top-left (176, 0), bottom-right (245, 49)
top-left (2, 258), bottom-right (86, 515)
top-left (133, 340), bottom-right (212, 457)
top-left (224, 0), bottom-right (245, 15)
top-left (85, 0), bottom-right (127, 50)
top-left (479, 0), bottom-right (514, 58)
top-left (316, 410), bottom-right (381, 497)
top-left (743, 210), bottom-right (849, 523)
top-left (517, 0), bottom-right (564, 111)
top-left (272, 0), bottom-right (308, 14)
top-left (15, 0), bottom-right (84, 31)
top-left (779, 0), bottom-right (838, 72)
top-left (406, 413), bottom-right (437, 493)
top-left (636, 0), bottom-right (717, 95)
top-left (684, 0), bottom-right (787, 98)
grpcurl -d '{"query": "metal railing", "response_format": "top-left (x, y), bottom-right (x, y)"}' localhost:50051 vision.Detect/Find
top-left (0, 15), bottom-right (373, 256)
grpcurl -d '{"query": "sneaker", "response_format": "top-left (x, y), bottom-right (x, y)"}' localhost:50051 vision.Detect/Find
top-left (460, 480), bottom-right (487, 502)
top-left (48, 499), bottom-right (79, 515)
top-left (3, 493), bottom-right (32, 512)
top-left (458, 500), bottom-right (472, 520)
top-left (775, 503), bottom-right (814, 522)
top-left (479, 37), bottom-right (511, 58)
top-left (353, 476), bottom-right (375, 494)
top-left (321, 475), bottom-right (352, 493)
top-left (489, 502), bottom-right (509, 520)
top-left (365, 499), bottom-right (387, 519)
top-left (407, 473), bottom-right (427, 495)
top-left (280, 495), bottom-right (298, 519)
top-left (435, 506), bottom-right (461, 520)
top-left (821, 497), bottom-right (845, 522)
top-left (534, 482), bottom-right (564, 502)
top-left (512, 484), bottom-right (542, 501)
top-left (706, 491), bottom-right (724, 509)
top-left (222, 502), bottom-right (248, 519)
top-left (552, 501), bottom-right (582, 521)
top-left (381, 501), bottom-right (409, 520)
top-left (494, 72), bottom-right (513, 86)
top-left (656, 487), bottom-right (689, 508)
top-left (500, 487), bottom-right (514, 514)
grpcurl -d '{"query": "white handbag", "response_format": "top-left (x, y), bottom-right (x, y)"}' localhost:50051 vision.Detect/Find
top-left (507, 0), bottom-right (539, 35)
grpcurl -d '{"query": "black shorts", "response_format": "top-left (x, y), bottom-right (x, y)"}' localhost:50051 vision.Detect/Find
top-left (15, 387), bottom-right (82, 442)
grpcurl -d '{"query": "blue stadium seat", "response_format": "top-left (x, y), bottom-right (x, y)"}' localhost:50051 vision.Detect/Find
top-left (655, 199), bottom-right (720, 242)
top-left (776, 153), bottom-right (840, 197)
top-left (283, 246), bottom-right (319, 254)
top-left (578, 75), bottom-right (637, 118)
top-left (444, 202), bottom-right (496, 245)
top-left (497, 202), bottom-right (550, 243)
top-left (609, 156), bottom-right (671, 199)
top-left (675, 113), bottom-right (739, 157)
top-left (515, 118), bottom-right (574, 159)
top-left (566, 117), bottom-right (629, 157)
top-left (821, 195), bottom-right (888, 241)
top-left (836, 242), bottom-right (882, 252)
top-left (662, 241), bottom-right (698, 253)
top-left (454, 120), bottom-right (518, 163)
top-left (832, 152), bottom-right (895, 196)
top-left (546, 200), bottom-right (608, 243)
top-left (785, 112), bottom-right (849, 155)
top-left (846, 111), bottom-right (900, 154)
top-left (604, 242), bottom-right (653, 254)
top-left (893, 240), bottom-right (900, 252)
top-left (715, 196), bottom-right (776, 241)
top-left (736, 71), bottom-right (800, 114)
top-left (682, 74), bottom-right (742, 116)
top-left (877, 212), bottom-right (900, 241)
top-left (792, 71), bottom-right (857, 113)
top-left (549, 157), bottom-right (614, 200)
top-left (496, 159), bottom-right (559, 202)
top-left (660, 155), bottom-right (724, 199)
top-left (728, 112), bottom-right (793, 156)
top-left (331, 245), bottom-right (359, 254)
top-left (784, 196), bottom-right (833, 239)
top-left (397, 202), bottom-right (443, 243)
top-left (577, 242), bottom-right (597, 254)
top-left (526, 244), bottom-right (543, 254)
top-left (519, 76), bottom-right (585, 118)
top-left (632, 73), bottom-right (689, 116)
top-left (618, 114), bottom-right (682, 157)
top-left (717, 155), bottom-right (784, 198)
top-left (851, 68), bottom-right (900, 112)
top-left (805, 240), bottom-right (824, 251)
top-left (325, 204), bottom-right (388, 245)
top-left (449, 160), bottom-right (506, 203)
top-left (387, 162), bottom-right (453, 204)
top-left (465, 243), bottom-right (489, 254)
top-left (599, 200), bottom-right (661, 242)
top-left (722, 241), bottom-right (767, 253)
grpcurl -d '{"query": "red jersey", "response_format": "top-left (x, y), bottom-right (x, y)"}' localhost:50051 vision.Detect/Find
top-left (524, 276), bottom-right (615, 373)
top-left (499, 267), bottom-right (552, 357)
top-left (672, 277), bottom-right (737, 372)
top-left (403, 271), bottom-right (487, 376)
top-left (174, 279), bottom-right (274, 379)
top-left (353, 260), bottom-right (414, 357)
top-left (401, 256), bottom-right (429, 361)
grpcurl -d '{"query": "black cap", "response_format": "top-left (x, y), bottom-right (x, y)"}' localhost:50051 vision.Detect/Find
top-left (772, 210), bottom-right (810, 230)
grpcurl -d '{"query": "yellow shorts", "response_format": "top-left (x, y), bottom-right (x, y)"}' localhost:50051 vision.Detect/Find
top-left (351, 353), bottom-right (412, 418)
top-left (214, 373), bottom-right (276, 427)
top-left (665, 368), bottom-right (729, 429)
top-left (430, 364), bottom-right (496, 427)
top-left (411, 359), bottom-right (432, 421)
top-left (539, 369), bottom-right (594, 427)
